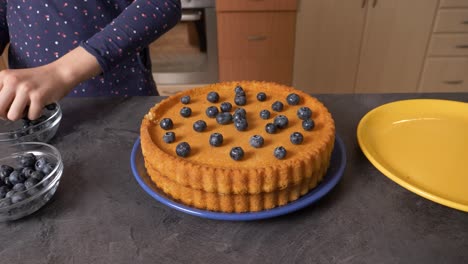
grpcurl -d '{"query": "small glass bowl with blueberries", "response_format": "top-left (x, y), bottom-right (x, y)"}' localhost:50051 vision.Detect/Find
top-left (0, 142), bottom-right (63, 222)
top-left (0, 103), bottom-right (62, 145)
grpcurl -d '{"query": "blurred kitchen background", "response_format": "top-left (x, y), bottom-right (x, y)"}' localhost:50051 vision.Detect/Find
top-left (1, 0), bottom-right (468, 95)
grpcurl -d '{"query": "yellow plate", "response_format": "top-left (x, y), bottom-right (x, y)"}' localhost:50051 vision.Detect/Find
top-left (357, 99), bottom-right (468, 212)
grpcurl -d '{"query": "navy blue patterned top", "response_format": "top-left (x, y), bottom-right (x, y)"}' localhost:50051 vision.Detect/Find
top-left (0, 0), bottom-right (181, 96)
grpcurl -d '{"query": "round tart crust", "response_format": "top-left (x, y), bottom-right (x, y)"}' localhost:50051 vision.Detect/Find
top-left (140, 81), bottom-right (335, 213)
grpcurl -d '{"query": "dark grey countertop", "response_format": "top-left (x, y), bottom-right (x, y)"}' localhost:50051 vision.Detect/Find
top-left (1, 93), bottom-right (467, 264)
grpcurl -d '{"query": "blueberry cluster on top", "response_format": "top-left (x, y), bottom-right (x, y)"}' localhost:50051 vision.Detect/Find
top-left (297, 106), bottom-right (314, 131)
top-left (235, 85), bottom-right (245, 96)
top-left (233, 108), bottom-right (248, 131)
top-left (234, 85), bottom-right (247, 106)
top-left (160, 88), bottom-right (317, 161)
top-left (0, 153), bottom-right (55, 207)
top-left (232, 84), bottom-right (249, 131)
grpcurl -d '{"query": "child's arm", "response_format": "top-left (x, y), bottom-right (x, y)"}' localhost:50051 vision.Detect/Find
top-left (0, 46), bottom-right (101, 121)
top-left (0, 0), bottom-right (181, 121)
top-left (80, 0), bottom-right (181, 74)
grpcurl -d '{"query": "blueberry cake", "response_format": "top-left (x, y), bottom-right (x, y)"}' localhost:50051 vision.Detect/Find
top-left (140, 81), bottom-right (335, 213)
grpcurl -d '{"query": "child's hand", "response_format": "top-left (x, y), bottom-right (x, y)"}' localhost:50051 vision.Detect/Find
top-left (0, 46), bottom-right (101, 121)
top-left (0, 65), bottom-right (70, 121)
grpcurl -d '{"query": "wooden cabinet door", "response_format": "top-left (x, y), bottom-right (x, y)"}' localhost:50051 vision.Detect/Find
top-left (440, 0), bottom-right (468, 8)
top-left (293, 0), bottom-right (367, 94)
top-left (434, 9), bottom-right (468, 33)
top-left (218, 12), bottom-right (296, 85)
top-left (420, 58), bottom-right (468, 92)
top-left (429, 34), bottom-right (468, 56)
top-left (355, 0), bottom-right (438, 93)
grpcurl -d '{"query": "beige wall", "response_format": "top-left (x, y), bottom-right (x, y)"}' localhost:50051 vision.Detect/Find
top-left (292, 0), bottom-right (313, 90)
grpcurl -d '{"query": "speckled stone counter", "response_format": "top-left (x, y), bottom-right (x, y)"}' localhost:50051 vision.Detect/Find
top-left (1, 93), bottom-right (467, 264)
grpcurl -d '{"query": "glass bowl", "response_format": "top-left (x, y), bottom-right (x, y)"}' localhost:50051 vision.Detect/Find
top-left (0, 103), bottom-right (62, 144)
top-left (0, 142), bottom-right (64, 222)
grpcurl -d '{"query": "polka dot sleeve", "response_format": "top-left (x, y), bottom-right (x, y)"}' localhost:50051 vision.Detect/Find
top-left (80, 0), bottom-right (181, 73)
top-left (0, 0), bottom-right (9, 54)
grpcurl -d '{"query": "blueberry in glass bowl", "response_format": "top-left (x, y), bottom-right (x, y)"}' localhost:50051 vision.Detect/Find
top-left (0, 103), bottom-right (62, 144)
top-left (0, 142), bottom-right (63, 222)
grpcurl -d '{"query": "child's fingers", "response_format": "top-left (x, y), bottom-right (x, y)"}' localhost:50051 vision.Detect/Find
top-left (0, 86), bottom-right (14, 119)
top-left (7, 92), bottom-right (29, 121)
top-left (28, 100), bottom-right (44, 121)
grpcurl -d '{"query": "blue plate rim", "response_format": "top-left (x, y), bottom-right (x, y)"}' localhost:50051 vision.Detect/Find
top-left (130, 135), bottom-right (346, 221)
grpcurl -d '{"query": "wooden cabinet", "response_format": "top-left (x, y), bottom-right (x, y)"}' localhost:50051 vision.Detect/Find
top-left (355, 0), bottom-right (438, 93)
top-left (429, 34), bottom-right (468, 56)
top-left (434, 9), bottom-right (468, 33)
top-left (420, 58), bottom-right (468, 92)
top-left (216, 0), bottom-right (297, 85)
top-left (420, 2), bottom-right (468, 92)
top-left (293, 0), bottom-right (366, 93)
top-left (440, 0), bottom-right (468, 8)
top-left (294, 0), bottom-right (438, 93)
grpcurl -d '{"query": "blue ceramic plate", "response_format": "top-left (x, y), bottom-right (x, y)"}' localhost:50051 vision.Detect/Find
top-left (130, 135), bottom-right (346, 221)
